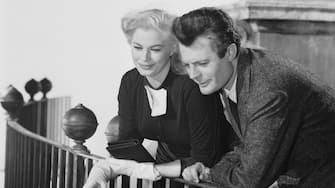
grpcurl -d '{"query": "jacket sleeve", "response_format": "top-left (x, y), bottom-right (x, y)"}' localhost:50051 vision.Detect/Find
top-left (206, 90), bottom-right (289, 188)
top-left (117, 74), bottom-right (141, 140)
top-left (180, 83), bottom-right (224, 170)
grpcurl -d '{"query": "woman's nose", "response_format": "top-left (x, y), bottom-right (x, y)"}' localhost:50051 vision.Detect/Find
top-left (141, 50), bottom-right (151, 61)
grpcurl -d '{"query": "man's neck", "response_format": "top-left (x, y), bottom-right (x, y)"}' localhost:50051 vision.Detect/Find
top-left (224, 59), bottom-right (238, 91)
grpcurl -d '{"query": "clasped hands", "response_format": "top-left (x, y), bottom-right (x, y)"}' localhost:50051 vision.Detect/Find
top-left (83, 157), bottom-right (161, 188)
top-left (84, 158), bottom-right (211, 188)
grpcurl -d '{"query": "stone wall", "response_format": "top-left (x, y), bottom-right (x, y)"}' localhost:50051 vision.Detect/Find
top-left (221, 0), bottom-right (335, 88)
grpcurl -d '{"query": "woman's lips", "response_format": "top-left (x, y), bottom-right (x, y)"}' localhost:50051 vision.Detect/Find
top-left (138, 64), bottom-right (154, 70)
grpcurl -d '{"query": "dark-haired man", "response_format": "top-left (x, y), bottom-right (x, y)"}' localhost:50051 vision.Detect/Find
top-left (172, 7), bottom-right (335, 188)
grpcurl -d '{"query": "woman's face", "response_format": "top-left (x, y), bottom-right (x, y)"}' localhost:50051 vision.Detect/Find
top-left (130, 28), bottom-right (174, 78)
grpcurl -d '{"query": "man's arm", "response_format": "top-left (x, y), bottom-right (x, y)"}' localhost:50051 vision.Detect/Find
top-left (184, 91), bottom-right (289, 188)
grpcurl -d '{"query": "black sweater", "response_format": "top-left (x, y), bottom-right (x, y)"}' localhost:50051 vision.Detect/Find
top-left (117, 68), bottom-right (229, 168)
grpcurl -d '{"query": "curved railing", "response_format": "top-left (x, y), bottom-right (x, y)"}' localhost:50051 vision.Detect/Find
top-left (5, 120), bottom-right (99, 188)
top-left (5, 120), bottom-right (217, 188)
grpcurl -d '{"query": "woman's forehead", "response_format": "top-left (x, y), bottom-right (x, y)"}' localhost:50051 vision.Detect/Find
top-left (131, 28), bottom-right (171, 44)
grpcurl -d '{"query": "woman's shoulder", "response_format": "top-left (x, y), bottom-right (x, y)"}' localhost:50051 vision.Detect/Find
top-left (121, 68), bottom-right (143, 84)
top-left (122, 68), bottom-right (140, 79)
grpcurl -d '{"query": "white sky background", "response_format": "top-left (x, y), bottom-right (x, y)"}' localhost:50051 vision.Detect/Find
top-left (0, 0), bottom-right (239, 168)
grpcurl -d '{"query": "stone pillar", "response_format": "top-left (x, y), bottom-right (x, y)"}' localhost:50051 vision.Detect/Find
top-left (220, 0), bottom-right (335, 88)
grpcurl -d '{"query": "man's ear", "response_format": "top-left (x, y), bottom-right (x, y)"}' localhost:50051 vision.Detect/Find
top-left (170, 43), bottom-right (179, 56)
top-left (226, 43), bottom-right (237, 61)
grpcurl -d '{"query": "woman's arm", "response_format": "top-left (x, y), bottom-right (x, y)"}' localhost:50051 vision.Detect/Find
top-left (155, 160), bottom-right (181, 178)
top-left (181, 81), bottom-right (225, 169)
top-left (117, 72), bottom-right (141, 140)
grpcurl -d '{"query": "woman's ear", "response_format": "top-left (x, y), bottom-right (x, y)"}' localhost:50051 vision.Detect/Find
top-left (226, 43), bottom-right (237, 61)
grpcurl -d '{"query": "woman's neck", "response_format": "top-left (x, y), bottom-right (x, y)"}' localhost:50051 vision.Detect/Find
top-left (146, 62), bottom-right (170, 89)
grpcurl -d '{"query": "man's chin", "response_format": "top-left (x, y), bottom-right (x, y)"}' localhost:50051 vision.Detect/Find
top-left (199, 86), bottom-right (215, 95)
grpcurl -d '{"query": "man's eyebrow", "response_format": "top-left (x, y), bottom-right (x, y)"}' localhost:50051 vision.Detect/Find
top-left (181, 59), bottom-right (208, 66)
top-left (190, 59), bottom-right (209, 64)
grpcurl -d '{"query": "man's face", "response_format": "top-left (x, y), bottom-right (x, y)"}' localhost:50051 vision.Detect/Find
top-left (179, 36), bottom-right (234, 95)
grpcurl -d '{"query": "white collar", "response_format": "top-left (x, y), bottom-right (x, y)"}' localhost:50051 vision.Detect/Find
top-left (223, 73), bottom-right (237, 103)
top-left (144, 85), bottom-right (167, 117)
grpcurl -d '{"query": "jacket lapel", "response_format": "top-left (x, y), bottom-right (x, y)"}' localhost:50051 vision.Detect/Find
top-left (236, 48), bottom-right (252, 139)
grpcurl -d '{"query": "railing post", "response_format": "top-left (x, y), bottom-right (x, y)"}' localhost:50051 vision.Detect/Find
top-left (63, 104), bottom-right (98, 188)
top-left (1, 85), bottom-right (24, 188)
top-left (63, 103), bottom-right (98, 154)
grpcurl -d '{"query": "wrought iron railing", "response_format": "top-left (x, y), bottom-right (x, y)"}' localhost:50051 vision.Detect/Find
top-left (1, 80), bottom-right (217, 188)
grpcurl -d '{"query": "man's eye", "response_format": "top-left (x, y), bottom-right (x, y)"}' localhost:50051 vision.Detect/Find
top-left (199, 62), bottom-right (209, 66)
top-left (183, 64), bottom-right (190, 68)
top-left (151, 48), bottom-right (162, 52)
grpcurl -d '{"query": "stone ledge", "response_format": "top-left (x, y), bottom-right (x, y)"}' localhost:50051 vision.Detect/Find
top-left (220, 0), bottom-right (335, 22)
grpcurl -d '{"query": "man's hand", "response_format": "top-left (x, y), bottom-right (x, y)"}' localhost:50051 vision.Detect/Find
top-left (83, 159), bottom-right (116, 188)
top-left (268, 181), bottom-right (279, 188)
top-left (182, 162), bottom-right (210, 183)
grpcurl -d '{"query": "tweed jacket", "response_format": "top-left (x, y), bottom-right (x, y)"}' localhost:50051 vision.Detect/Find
top-left (208, 48), bottom-right (335, 188)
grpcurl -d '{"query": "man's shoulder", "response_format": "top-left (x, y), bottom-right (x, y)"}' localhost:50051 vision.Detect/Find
top-left (246, 48), bottom-right (312, 88)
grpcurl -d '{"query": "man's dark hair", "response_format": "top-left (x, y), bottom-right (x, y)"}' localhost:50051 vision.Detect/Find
top-left (172, 7), bottom-right (241, 58)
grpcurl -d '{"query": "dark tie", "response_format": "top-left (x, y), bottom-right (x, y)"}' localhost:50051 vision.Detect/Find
top-left (228, 98), bottom-right (239, 124)
top-left (221, 90), bottom-right (242, 139)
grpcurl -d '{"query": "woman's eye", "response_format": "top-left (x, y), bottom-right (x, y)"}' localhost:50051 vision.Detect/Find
top-left (133, 46), bottom-right (142, 50)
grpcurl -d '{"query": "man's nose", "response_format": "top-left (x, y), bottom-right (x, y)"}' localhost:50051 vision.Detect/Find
top-left (188, 66), bottom-right (200, 80)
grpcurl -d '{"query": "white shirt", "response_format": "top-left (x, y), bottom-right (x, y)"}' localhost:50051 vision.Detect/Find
top-left (144, 85), bottom-right (167, 117)
top-left (220, 74), bottom-right (237, 124)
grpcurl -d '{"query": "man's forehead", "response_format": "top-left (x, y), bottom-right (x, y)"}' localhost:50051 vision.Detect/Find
top-left (178, 39), bottom-right (212, 63)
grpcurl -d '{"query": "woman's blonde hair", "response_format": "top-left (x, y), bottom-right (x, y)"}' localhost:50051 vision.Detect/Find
top-left (121, 9), bottom-right (185, 74)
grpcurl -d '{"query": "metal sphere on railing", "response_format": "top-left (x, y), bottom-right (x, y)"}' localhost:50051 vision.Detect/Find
top-left (25, 79), bottom-right (40, 102)
top-left (105, 115), bottom-right (120, 143)
top-left (40, 78), bottom-right (52, 99)
top-left (0, 85), bottom-right (24, 120)
top-left (63, 104), bottom-right (98, 154)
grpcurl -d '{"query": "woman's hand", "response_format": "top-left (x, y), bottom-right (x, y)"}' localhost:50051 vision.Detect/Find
top-left (83, 158), bottom-right (161, 188)
top-left (83, 159), bottom-right (116, 188)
